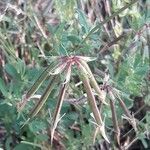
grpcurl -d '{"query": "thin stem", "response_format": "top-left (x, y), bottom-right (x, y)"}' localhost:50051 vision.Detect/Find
top-left (116, 93), bottom-right (137, 131)
top-left (124, 137), bottom-right (138, 150)
top-left (21, 141), bottom-right (47, 150)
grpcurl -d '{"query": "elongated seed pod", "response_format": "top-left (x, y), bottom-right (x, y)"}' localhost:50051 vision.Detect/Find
top-left (78, 59), bottom-right (108, 105)
top-left (29, 76), bottom-right (58, 118)
top-left (49, 62), bottom-right (68, 75)
top-left (109, 91), bottom-right (120, 146)
top-left (17, 63), bottom-right (54, 111)
top-left (78, 63), bottom-right (109, 143)
top-left (51, 83), bottom-right (68, 144)
top-left (63, 63), bottom-right (72, 84)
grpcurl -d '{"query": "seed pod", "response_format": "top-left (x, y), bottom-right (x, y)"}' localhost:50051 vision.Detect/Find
top-left (78, 59), bottom-right (108, 105)
top-left (51, 83), bottom-right (68, 144)
top-left (115, 92), bottom-right (137, 131)
top-left (49, 61), bottom-right (68, 75)
top-left (17, 63), bottom-right (54, 112)
top-left (63, 63), bottom-right (72, 84)
top-left (78, 63), bottom-right (109, 143)
top-left (109, 91), bottom-right (120, 146)
top-left (29, 76), bottom-right (57, 118)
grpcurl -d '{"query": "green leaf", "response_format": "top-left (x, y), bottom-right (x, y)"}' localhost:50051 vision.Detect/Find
top-left (0, 103), bottom-right (12, 117)
top-left (29, 119), bottom-right (47, 133)
top-left (5, 64), bottom-right (20, 79)
top-left (67, 112), bottom-right (78, 121)
top-left (141, 138), bottom-right (148, 148)
top-left (59, 43), bottom-right (68, 56)
top-left (77, 9), bottom-right (89, 33)
top-left (139, 133), bottom-right (148, 149)
top-left (14, 143), bottom-right (34, 150)
top-left (67, 35), bottom-right (81, 44)
top-left (5, 136), bottom-right (13, 150)
top-left (108, 63), bottom-right (114, 78)
top-left (55, 22), bottom-right (66, 38)
top-left (36, 134), bottom-right (49, 142)
top-left (16, 60), bottom-right (26, 78)
top-left (0, 78), bottom-right (8, 97)
top-left (55, 0), bottom-right (76, 21)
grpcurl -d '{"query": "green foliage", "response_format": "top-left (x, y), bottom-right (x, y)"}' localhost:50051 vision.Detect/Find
top-left (77, 9), bottom-right (90, 34)
top-left (66, 122), bottom-right (96, 149)
top-left (0, 0), bottom-right (150, 149)
top-left (116, 53), bottom-right (149, 95)
top-left (0, 78), bottom-right (8, 97)
top-left (55, 0), bottom-right (76, 21)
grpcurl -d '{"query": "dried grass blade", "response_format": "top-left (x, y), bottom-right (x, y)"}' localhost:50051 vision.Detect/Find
top-left (29, 76), bottom-right (58, 118)
top-left (78, 60), bottom-right (108, 105)
top-left (51, 83), bottom-right (68, 145)
top-left (17, 64), bottom-right (53, 112)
